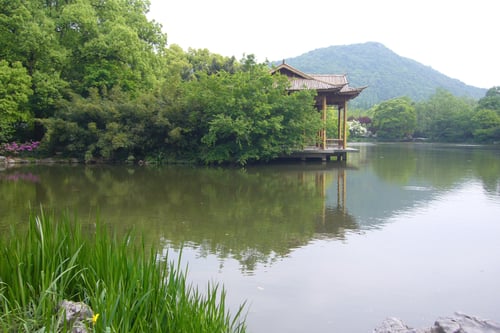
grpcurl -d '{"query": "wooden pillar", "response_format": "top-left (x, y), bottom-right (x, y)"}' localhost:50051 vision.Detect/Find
top-left (343, 100), bottom-right (347, 149)
top-left (337, 105), bottom-right (341, 144)
top-left (321, 95), bottom-right (327, 149)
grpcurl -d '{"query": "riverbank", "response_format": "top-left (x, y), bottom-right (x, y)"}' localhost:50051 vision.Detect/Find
top-left (0, 210), bottom-right (247, 332)
top-left (0, 155), bottom-right (81, 167)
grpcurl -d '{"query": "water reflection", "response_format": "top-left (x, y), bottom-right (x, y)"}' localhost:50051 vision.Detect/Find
top-left (2, 143), bottom-right (500, 331)
top-left (343, 143), bottom-right (500, 229)
top-left (0, 163), bottom-right (359, 273)
top-left (1, 143), bottom-right (500, 274)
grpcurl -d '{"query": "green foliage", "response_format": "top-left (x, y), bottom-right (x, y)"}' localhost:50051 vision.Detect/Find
top-left (414, 88), bottom-right (475, 141)
top-left (2, 0), bottom-right (322, 163)
top-left (477, 86), bottom-right (500, 112)
top-left (472, 87), bottom-right (500, 142)
top-left (0, 209), bottom-right (246, 332)
top-left (472, 109), bottom-right (500, 142)
top-left (180, 66), bottom-right (320, 164)
top-left (372, 97), bottom-right (416, 139)
top-left (41, 88), bottom-right (172, 162)
top-left (187, 48), bottom-right (239, 76)
top-left (0, 60), bottom-right (33, 142)
top-left (11, 0), bottom-right (499, 159)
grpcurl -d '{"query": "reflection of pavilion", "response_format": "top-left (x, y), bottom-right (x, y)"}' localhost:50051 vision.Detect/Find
top-left (317, 168), bottom-right (358, 238)
top-left (299, 167), bottom-right (358, 238)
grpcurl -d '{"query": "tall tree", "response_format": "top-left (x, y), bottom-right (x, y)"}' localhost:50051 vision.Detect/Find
top-left (372, 97), bottom-right (416, 140)
top-left (179, 65), bottom-right (320, 164)
top-left (472, 87), bottom-right (500, 142)
top-left (0, 61), bottom-right (32, 142)
top-left (477, 87), bottom-right (500, 113)
top-left (415, 88), bottom-right (475, 141)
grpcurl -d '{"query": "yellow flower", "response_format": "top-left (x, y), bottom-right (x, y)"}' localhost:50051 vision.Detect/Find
top-left (92, 313), bottom-right (100, 324)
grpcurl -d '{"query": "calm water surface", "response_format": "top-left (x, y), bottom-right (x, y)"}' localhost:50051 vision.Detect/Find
top-left (1, 143), bottom-right (500, 332)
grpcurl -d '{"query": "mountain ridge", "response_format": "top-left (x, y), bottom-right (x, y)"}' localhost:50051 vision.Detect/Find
top-left (276, 42), bottom-right (486, 108)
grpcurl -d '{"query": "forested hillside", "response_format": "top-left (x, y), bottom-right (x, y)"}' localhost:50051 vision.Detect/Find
top-left (281, 42), bottom-right (487, 108)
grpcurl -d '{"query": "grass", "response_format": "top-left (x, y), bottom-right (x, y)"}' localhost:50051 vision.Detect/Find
top-left (0, 209), bottom-right (246, 332)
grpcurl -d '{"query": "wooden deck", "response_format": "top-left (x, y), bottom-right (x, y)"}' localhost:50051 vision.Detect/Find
top-left (281, 146), bottom-right (358, 162)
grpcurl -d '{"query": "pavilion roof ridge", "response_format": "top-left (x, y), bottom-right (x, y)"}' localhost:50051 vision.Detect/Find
top-left (271, 61), bottom-right (314, 80)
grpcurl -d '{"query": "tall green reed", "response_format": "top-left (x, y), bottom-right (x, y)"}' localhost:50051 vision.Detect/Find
top-left (0, 209), bottom-right (246, 332)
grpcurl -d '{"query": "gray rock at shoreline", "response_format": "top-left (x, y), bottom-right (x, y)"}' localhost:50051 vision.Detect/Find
top-left (58, 300), bottom-right (94, 333)
top-left (374, 313), bottom-right (500, 333)
top-left (0, 156), bottom-right (81, 165)
top-left (373, 317), bottom-right (423, 333)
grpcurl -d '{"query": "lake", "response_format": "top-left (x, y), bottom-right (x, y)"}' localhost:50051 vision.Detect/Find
top-left (1, 143), bottom-right (500, 332)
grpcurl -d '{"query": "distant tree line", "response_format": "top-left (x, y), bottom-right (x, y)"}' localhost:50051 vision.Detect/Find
top-left (1, 1), bottom-right (498, 165)
top-left (349, 87), bottom-right (500, 142)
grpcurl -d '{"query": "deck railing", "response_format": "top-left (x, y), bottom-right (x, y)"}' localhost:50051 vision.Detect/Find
top-left (326, 138), bottom-right (344, 149)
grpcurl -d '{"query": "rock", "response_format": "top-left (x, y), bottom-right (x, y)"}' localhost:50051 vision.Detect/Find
top-left (37, 158), bottom-right (57, 164)
top-left (433, 312), bottom-right (500, 333)
top-left (373, 317), bottom-right (423, 333)
top-left (374, 313), bottom-right (500, 333)
top-left (3, 157), bottom-right (29, 164)
top-left (58, 300), bottom-right (94, 333)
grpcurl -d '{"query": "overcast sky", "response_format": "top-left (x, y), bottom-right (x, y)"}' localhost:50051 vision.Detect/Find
top-left (148, 0), bottom-right (498, 89)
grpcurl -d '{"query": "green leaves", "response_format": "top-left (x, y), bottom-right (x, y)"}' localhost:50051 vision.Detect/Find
top-left (0, 61), bottom-right (32, 141)
top-left (181, 67), bottom-right (318, 165)
top-left (372, 97), bottom-right (416, 140)
top-left (414, 88), bottom-right (475, 141)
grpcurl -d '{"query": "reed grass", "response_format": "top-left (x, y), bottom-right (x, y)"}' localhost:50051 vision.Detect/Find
top-left (0, 209), bottom-right (246, 332)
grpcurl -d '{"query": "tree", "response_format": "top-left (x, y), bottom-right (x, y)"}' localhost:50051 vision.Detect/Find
top-left (478, 87), bottom-right (500, 113)
top-left (61, 0), bottom-right (167, 95)
top-left (372, 97), bottom-right (416, 139)
top-left (42, 87), bottom-right (173, 162)
top-left (415, 88), bottom-right (476, 141)
top-left (472, 109), bottom-right (500, 143)
top-left (0, 61), bottom-right (32, 142)
top-left (179, 65), bottom-right (320, 165)
top-left (471, 87), bottom-right (500, 142)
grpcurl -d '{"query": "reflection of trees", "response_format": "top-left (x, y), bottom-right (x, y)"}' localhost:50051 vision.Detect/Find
top-left (4, 144), bottom-right (497, 272)
top-left (0, 167), bottom-right (45, 234)
top-left (370, 143), bottom-right (417, 184)
top-left (471, 147), bottom-right (500, 196)
top-left (370, 143), bottom-right (500, 194)
top-left (0, 164), bottom-right (359, 273)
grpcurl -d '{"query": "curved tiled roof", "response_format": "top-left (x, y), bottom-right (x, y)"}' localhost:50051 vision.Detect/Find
top-left (288, 78), bottom-right (344, 91)
top-left (270, 62), bottom-right (366, 97)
